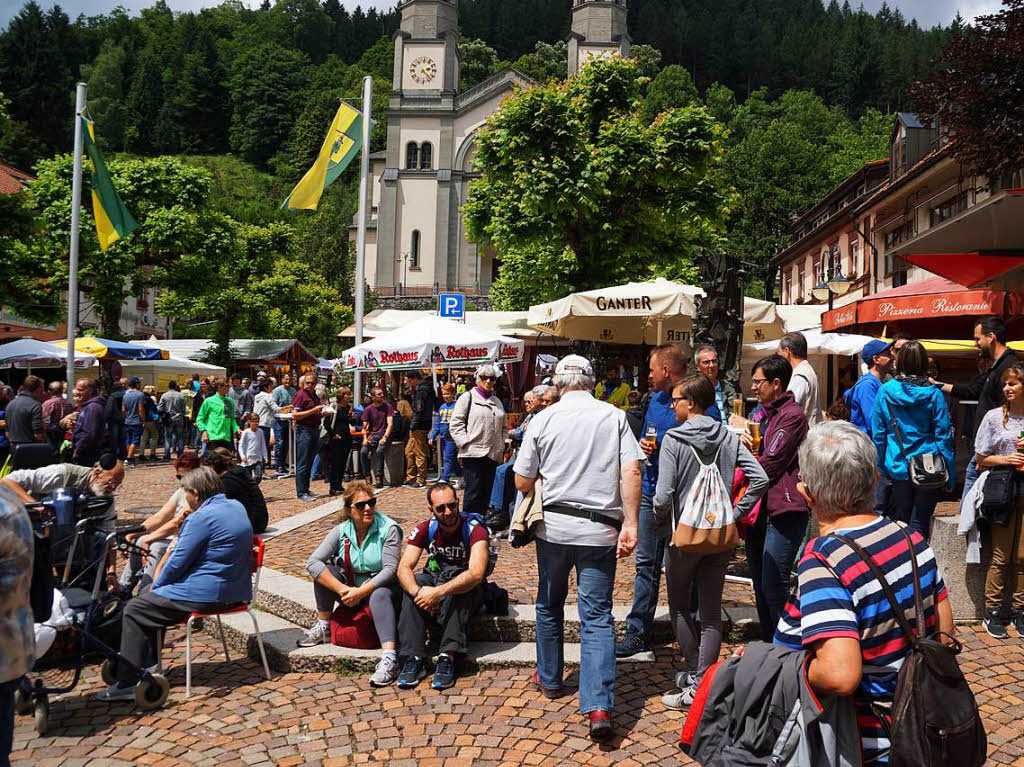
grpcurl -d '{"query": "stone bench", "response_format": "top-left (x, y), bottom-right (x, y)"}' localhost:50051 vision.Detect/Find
top-left (929, 514), bottom-right (987, 622)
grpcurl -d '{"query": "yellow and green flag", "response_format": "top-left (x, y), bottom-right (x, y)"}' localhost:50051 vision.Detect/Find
top-left (81, 117), bottom-right (139, 250)
top-left (282, 100), bottom-right (365, 211)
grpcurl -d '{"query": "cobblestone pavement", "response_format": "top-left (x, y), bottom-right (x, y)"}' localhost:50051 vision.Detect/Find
top-left (263, 485), bottom-right (752, 607)
top-left (12, 624), bottom-right (1024, 766)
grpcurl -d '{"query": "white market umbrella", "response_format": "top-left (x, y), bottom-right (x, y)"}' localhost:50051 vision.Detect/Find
top-left (527, 278), bottom-right (781, 345)
top-left (0, 339), bottom-right (98, 370)
top-left (342, 315), bottom-right (524, 372)
top-left (743, 327), bottom-right (875, 358)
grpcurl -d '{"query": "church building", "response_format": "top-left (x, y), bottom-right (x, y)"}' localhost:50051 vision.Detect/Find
top-left (352, 0), bottom-right (631, 302)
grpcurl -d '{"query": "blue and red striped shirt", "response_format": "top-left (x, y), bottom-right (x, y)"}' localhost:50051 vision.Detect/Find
top-left (774, 516), bottom-right (948, 765)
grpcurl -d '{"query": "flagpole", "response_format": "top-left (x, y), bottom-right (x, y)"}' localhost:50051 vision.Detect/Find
top-left (353, 75), bottom-right (373, 400)
top-left (66, 82), bottom-right (87, 399)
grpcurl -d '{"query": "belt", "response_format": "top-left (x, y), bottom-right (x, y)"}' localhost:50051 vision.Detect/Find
top-left (543, 504), bottom-right (622, 532)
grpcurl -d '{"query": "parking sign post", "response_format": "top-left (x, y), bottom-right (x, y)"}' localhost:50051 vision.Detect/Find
top-left (438, 292), bottom-right (466, 322)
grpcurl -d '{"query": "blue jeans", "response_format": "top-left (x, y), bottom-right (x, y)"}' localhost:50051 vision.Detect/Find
top-left (536, 538), bottom-right (617, 714)
top-left (440, 437), bottom-right (458, 482)
top-left (746, 510), bottom-right (809, 642)
top-left (294, 426), bottom-right (318, 497)
top-left (273, 420), bottom-right (289, 472)
top-left (963, 456), bottom-right (979, 502)
top-left (311, 452), bottom-right (323, 479)
top-left (163, 421), bottom-right (184, 458)
top-left (360, 436), bottom-right (386, 481)
top-left (623, 494), bottom-right (664, 641)
top-left (888, 480), bottom-right (941, 542)
top-left (489, 459), bottom-right (516, 512)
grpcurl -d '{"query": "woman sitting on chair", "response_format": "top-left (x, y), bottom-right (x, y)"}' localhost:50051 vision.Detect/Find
top-left (299, 480), bottom-right (402, 688)
top-left (96, 466), bottom-right (253, 704)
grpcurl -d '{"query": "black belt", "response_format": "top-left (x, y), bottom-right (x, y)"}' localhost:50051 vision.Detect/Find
top-left (543, 504), bottom-right (622, 532)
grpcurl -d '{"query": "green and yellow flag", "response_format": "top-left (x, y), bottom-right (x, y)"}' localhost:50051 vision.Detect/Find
top-left (282, 100), bottom-right (365, 211)
top-left (81, 117), bottom-right (139, 250)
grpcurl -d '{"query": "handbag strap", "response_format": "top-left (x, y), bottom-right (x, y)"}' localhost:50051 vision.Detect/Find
top-left (342, 536), bottom-right (356, 585)
top-left (833, 526), bottom-right (924, 646)
top-left (890, 414), bottom-right (913, 469)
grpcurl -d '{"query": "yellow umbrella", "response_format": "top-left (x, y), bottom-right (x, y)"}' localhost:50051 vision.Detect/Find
top-left (54, 337), bottom-right (169, 360)
top-left (881, 338), bottom-right (1024, 355)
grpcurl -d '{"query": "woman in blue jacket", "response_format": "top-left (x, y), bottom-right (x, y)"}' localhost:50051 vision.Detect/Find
top-left (871, 340), bottom-right (954, 541)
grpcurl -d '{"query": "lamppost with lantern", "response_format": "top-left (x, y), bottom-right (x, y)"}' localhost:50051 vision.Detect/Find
top-left (812, 244), bottom-right (852, 402)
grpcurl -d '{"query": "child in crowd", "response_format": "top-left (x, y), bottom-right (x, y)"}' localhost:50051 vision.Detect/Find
top-left (238, 413), bottom-right (268, 483)
top-left (428, 384), bottom-right (459, 483)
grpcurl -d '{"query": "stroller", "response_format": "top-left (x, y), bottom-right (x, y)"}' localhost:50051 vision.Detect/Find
top-left (15, 489), bottom-right (171, 734)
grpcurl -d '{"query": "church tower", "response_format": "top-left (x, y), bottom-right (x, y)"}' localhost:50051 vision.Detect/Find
top-left (568, 0), bottom-right (631, 75)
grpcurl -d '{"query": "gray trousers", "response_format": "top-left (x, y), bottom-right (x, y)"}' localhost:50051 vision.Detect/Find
top-left (120, 538), bottom-right (171, 594)
top-left (313, 564), bottom-right (399, 645)
top-left (664, 544), bottom-right (732, 680)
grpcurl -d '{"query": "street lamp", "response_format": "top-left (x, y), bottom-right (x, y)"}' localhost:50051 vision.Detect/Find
top-left (814, 246), bottom-right (851, 309)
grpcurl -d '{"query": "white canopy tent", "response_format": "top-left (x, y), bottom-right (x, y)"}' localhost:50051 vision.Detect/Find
top-left (743, 327), bottom-right (874, 358)
top-left (0, 339), bottom-right (97, 370)
top-left (527, 278), bottom-right (782, 345)
top-left (78, 356), bottom-right (226, 390)
top-left (342, 315), bottom-right (524, 372)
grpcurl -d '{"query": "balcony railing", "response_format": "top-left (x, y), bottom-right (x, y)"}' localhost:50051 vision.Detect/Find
top-left (375, 283), bottom-right (489, 298)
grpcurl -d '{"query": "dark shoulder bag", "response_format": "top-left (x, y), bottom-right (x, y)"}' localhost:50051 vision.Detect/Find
top-left (833, 529), bottom-right (986, 767)
top-left (891, 415), bottom-right (949, 490)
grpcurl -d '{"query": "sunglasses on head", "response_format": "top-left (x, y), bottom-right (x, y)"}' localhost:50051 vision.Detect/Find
top-left (352, 497), bottom-right (377, 511)
top-left (433, 501), bottom-right (459, 514)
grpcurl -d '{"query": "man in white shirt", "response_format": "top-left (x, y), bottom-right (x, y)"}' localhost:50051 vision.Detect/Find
top-left (513, 355), bottom-right (643, 742)
top-left (778, 331), bottom-right (821, 425)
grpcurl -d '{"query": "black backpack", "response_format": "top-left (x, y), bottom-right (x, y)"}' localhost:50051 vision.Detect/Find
top-left (834, 529), bottom-right (986, 767)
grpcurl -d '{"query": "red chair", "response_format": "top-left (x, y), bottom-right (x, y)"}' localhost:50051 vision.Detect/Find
top-left (183, 536), bottom-right (272, 697)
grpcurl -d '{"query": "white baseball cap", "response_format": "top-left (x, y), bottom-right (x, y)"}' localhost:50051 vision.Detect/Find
top-left (555, 354), bottom-right (593, 376)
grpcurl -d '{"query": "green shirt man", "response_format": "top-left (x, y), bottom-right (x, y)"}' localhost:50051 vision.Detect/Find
top-left (196, 382), bottom-right (237, 445)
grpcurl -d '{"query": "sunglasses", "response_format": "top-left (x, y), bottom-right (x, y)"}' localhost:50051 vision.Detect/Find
top-left (352, 498), bottom-right (377, 511)
top-left (478, 375), bottom-right (496, 382)
top-left (433, 501), bottom-right (459, 514)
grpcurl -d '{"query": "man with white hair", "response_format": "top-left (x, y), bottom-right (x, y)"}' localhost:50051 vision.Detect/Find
top-left (514, 354), bottom-right (643, 741)
top-left (0, 455), bottom-right (125, 502)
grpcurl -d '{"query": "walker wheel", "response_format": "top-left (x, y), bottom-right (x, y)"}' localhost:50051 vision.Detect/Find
top-left (13, 685), bottom-right (31, 716)
top-left (135, 673), bottom-right (170, 710)
top-left (100, 658), bottom-right (119, 686)
top-left (33, 695), bottom-right (49, 735)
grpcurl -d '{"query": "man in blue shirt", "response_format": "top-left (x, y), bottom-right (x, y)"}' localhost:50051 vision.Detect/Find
top-left (845, 340), bottom-right (893, 438)
top-left (618, 342), bottom-right (689, 657)
top-left (121, 377), bottom-right (147, 468)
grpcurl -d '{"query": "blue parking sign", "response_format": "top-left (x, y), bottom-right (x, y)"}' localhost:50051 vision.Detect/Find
top-left (438, 292), bottom-right (465, 321)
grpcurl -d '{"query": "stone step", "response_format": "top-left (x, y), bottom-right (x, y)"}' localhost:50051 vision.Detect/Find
top-left (213, 609), bottom-right (657, 674)
top-left (255, 567), bottom-right (685, 642)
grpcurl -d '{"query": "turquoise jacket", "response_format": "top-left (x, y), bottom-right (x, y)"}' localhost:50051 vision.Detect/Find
top-left (338, 513), bottom-right (398, 587)
top-left (871, 377), bottom-right (954, 490)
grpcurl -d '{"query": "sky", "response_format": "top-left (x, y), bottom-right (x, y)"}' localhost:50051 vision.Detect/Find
top-left (0, 0), bottom-right (1007, 31)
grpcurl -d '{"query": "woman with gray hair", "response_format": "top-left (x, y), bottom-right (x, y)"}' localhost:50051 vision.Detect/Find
top-left (449, 364), bottom-right (506, 514)
top-left (773, 421), bottom-right (955, 766)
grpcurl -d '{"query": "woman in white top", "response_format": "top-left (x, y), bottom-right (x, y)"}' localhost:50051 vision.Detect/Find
top-left (449, 364), bottom-right (506, 514)
top-left (253, 378), bottom-right (288, 458)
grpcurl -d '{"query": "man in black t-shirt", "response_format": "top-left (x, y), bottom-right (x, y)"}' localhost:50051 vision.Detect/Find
top-left (395, 482), bottom-right (488, 691)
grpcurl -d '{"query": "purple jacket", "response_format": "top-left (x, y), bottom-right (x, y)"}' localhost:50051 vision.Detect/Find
top-left (72, 395), bottom-right (107, 462)
top-left (757, 391), bottom-right (809, 518)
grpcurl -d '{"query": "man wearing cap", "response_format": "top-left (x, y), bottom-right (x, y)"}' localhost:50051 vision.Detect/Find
top-left (404, 370), bottom-right (436, 488)
top-left (121, 377), bottom-right (147, 468)
top-left (514, 354), bottom-right (643, 741)
top-left (845, 340), bottom-right (893, 438)
top-left (594, 364), bottom-right (631, 409)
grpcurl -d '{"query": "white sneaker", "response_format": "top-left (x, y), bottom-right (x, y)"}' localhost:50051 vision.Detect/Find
top-left (296, 622), bottom-right (329, 648)
top-left (661, 685), bottom-right (697, 710)
top-left (369, 654), bottom-right (399, 687)
top-left (675, 670), bottom-right (695, 691)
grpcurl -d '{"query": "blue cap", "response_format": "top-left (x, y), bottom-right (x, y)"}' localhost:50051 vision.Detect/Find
top-left (861, 340), bottom-right (893, 366)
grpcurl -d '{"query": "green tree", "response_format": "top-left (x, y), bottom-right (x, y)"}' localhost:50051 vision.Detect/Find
top-left (124, 47), bottom-right (165, 154)
top-left (630, 43), bottom-right (663, 79)
top-left (643, 64), bottom-right (699, 123)
top-left (512, 40), bottom-right (568, 82)
top-left (464, 57), bottom-right (732, 298)
top-left (488, 244), bottom-right (576, 311)
top-left (228, 42), bottom-right (310, 167)
top-left (459, 37), bottom-right (506, 90)
top-left (81, 40), bottom-right (129, 150)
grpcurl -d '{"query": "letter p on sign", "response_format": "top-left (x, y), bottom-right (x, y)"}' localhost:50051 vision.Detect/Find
top-left (439, 292), bottom-right (465, 322)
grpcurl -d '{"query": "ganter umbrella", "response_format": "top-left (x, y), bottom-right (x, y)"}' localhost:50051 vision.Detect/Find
top-left (342, 315), bottom-right (525, 372)
top-left (527, 278), bottom-right (781, 345)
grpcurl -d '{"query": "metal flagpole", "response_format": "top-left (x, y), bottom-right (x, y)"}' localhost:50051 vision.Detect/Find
top-left (66, 82), bottom-right (87, 398)
top-left (353, 75), bottom-right (373, 402)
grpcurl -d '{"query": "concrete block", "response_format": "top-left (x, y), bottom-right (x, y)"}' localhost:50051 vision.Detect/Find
top-left (929, 514), bottom-right (987, 621)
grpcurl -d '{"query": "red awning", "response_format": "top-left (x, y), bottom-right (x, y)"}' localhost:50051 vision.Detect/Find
top-left (821, 276), bottom-right (1023, 334)
top-left (903, 252), bottom-right (1024, 288)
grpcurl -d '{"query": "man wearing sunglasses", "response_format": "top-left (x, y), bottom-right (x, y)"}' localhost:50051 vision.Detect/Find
top-left (395, 482), bottom-right (489, 691)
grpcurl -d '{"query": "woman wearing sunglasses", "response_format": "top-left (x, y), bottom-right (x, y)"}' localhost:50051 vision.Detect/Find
top-left (449, 364), bottom-right (506, 514)
top-left (299, 480), bottom-right (403, 687)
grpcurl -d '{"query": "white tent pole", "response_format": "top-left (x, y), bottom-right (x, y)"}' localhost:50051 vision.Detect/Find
top-left (66, 82), bottom-right (87, 398)
top-left (353, 75), bottom-right (373, 401)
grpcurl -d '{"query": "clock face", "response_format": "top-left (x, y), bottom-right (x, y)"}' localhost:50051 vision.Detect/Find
top-left (410, 56), bottom-right (437, 84)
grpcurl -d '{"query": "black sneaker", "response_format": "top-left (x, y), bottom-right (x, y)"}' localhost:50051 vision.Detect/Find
top-left (432, 653), bottom-right (456, 690)
top-left (615, 633), bottom-right (649, 658)
top-left (984, 610), bottom-right (1009, 639)
top-left (396, 657), bottom-right (427, 689)
top-left (1013, 612), bottom-right (1024, 638)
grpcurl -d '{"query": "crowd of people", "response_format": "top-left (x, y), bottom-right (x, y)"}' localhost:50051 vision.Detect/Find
top-left (0, 315), bottom-right (1015, 759)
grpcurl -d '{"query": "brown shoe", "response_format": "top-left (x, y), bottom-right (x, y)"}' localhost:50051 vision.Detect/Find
top-left (588, 710), bottom-right (613, 741)
top-left (532, 670), bottom-right (565, 699)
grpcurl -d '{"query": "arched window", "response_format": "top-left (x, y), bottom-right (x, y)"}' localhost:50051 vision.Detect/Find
top-left (419, 142), bottom-right (433, 170)
top-left (405, 142), bottom-right (420, 170)
top-left (410, 230), bottom-right (421, 269)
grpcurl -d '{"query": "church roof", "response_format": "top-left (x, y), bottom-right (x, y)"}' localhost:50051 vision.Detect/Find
top-left (455, 67), bottom-right (536, 114)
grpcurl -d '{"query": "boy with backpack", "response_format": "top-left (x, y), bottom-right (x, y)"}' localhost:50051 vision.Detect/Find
top-left (394, 482), bottom-right (490, 691)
